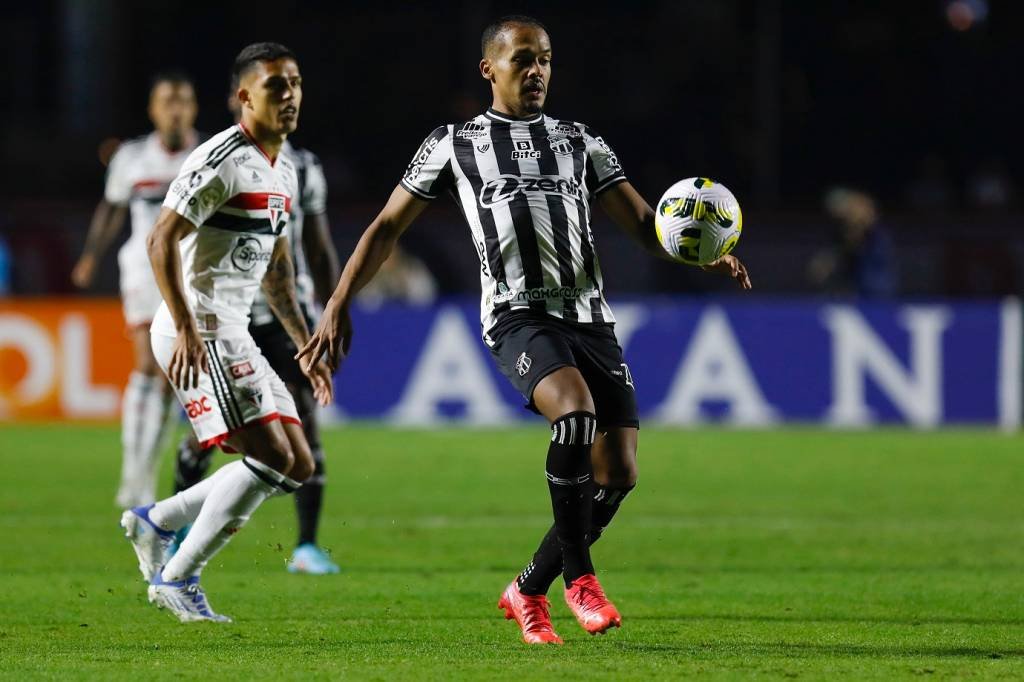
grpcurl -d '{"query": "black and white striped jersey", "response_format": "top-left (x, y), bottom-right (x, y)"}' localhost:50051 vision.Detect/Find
top-left (399, 108), bottom-right (626, 339)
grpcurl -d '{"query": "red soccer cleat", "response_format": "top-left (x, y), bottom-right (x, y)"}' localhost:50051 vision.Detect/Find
top-left (564, 574), bottom-right (622, 635)
top-left (498, 581), bottom-right (564, 644)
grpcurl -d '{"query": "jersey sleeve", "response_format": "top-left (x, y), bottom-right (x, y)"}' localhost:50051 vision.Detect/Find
top-left (103, 144), bottom-right (134, 206)
top-left (399, 126), bottom-right (454, 200)
top-left (162, 147), bottom-right (233, 228)
top-left (300, 151), bottom-right (328, 215)
top-left (583, 127), bottom-right (627, 196)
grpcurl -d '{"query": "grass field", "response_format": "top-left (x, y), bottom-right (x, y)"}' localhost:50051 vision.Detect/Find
top-left (1, 425), bottom-right (1023, 680)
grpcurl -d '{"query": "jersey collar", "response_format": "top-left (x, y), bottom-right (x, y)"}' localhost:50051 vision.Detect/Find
top-left (237, 123), bottom-right (277, 166)
top-left (484, 107), bottom-right (544, 124)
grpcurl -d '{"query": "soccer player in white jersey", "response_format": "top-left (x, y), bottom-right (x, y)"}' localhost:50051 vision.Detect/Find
top-left (172, 86), bottom-right (342, 575)
top-left (299, 16), bottom-right (751, 644)
top-left (119, 43), bottom-right (333, 623)
top-left (71, 72), bottom-right (199, 509)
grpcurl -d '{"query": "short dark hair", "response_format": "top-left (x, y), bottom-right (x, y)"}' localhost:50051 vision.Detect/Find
top-left (150, 70), bottom-right (193, 92)
top-left (481, 15), bottom-right (548, 57)
top-left (231, 42), bottom-right (297, 85)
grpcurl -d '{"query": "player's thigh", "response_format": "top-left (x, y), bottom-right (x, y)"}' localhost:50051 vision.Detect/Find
top-left (130, 326), bottom-right (160, 375)
top-left (532, 366), bottom-right (596, 421)
top-left (591, 427), bottom-right (638, 488)
top-left (226, 417), bottom-right (294, 473)
top-left (571, 325), bottom-right (639, 431)
top-left (489, 318), bottom-right (587, 420)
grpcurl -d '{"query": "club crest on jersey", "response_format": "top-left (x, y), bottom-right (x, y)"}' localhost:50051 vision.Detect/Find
top-left (267, 194), bottom-right (287, 232)
top-left (511, 140), bottom-right (540, 160)
top-left (548, 133), bottom-right (575, 156)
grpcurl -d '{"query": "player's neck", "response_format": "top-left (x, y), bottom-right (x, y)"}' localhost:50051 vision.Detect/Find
top-left (238, 119), bottom-right (284, 164)
top-left (156, 130), bottom-right (191, 153)
top-left (489, 99), bottom-right (541, 121)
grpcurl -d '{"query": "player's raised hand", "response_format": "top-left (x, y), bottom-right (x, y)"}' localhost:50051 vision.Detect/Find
top-left (303, 360), bottom-right (334, 407)
top-left (702, 254), bottom-right (752, 290)
top-left (71, 255), bottom-right (97, 289)
top-left (296, 303), bottom-right (352, 373)
top-left (168, 325), bottom-right (209, 390)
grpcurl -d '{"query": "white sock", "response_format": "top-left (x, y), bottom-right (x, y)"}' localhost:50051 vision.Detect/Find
top-left (160, 458), bottom-right (281, 581)
top-left (148, 463), bottom-right (233, 531)
top-left (117, 372), bottom-right (150, 504)
top-left (135, 383), bottom-right (177, 504)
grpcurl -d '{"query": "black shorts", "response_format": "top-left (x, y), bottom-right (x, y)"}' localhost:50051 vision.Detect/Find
top-left (487, 311), bottom-right (639, 429)
top-left (248, 311), bottom-right (315, 387)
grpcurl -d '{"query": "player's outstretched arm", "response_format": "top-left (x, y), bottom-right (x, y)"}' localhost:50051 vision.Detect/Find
top-left (262, 237), bottom-right (332, 405)
top-left (71, 200), bottom-right (128, 288)
top-left (147, 207), bottom-right (207, 388)
top-left (599, 181), bottom-right (751, 289)
top-left (296, 185), bottom-right (429, 372)
top-left (597, 181), bottom-right (677, 262)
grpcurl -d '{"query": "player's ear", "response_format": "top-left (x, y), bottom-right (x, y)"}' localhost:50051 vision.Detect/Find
top-left (237, 87), bottom-right (252, 110)
top-left (479, 58), bottom-right (495, 82)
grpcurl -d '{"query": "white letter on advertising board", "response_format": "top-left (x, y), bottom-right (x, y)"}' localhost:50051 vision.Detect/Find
top-left (390, 307), bottom-right (513, 425)
top-left (59, 314), bottom-right (119, 417)
top-left (653, 307), bottom-right (777, 425)
top-left (823, 306), bottom-right (950, 427)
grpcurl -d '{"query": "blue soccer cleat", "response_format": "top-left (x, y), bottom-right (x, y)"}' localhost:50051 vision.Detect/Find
top-left (120, 504), bottom-right (174, 582)
top-left (287, 543), bottom-right (340, 575)
top-left (147, 570), bottom-right (232, 623)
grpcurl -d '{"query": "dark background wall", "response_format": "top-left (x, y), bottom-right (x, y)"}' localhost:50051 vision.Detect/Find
top-left (2, 0), bottom-right (1020, 297)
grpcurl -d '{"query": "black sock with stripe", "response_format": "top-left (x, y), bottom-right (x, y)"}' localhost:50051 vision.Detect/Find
top-left (542, 411), bottom-right (596, 587)
top-left (517, 483), bottom-right (635, 595)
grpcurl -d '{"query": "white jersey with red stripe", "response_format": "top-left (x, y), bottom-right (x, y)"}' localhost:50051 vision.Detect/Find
top-left (151, 124), bottom-right (298, 340)
top-left (105, 131), bottom-right (199, 324)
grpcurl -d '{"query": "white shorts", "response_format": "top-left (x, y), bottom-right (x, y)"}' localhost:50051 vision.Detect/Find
top-left (152, 332), bottom-right (301, 450)
top-left (118, 250), bottom-right (163, 327)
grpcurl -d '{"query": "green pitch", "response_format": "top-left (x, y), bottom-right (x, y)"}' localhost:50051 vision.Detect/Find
top-left (1, 425), bottom-right (1022, 680)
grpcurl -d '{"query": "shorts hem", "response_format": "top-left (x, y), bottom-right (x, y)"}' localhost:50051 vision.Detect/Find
top-left (523, 361), bottom-right (574, 414)
top-left (199, 411), bottom-right (284, 453)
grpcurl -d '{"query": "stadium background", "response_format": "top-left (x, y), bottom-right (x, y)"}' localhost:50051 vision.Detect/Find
top-left (3, 2), bottom-right (1024, 679)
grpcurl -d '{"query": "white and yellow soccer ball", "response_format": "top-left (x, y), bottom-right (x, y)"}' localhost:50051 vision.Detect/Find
top-left (654, 177), bottom-right (743, 265)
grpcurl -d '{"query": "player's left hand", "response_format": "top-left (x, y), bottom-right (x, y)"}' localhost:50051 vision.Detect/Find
top-left (702, 255), bottom-right (752, 290)
top-left (303, 360), bottom-right (334, 407)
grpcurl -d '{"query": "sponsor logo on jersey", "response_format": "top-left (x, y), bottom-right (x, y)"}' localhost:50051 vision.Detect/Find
top-left (493, 283), bottom-right (598, 305)
top-left (511, 140), bottom-right (541, 160)
top-left (516, 352), bottom-right (532, 377)
top-left (232, 151), bottom-right (252, 167)
top-left (593, 135), bottom-right (622, 173)
top-left (456, 122), bottom-right (487, 139)
top-left (552, 123), bottom-right (583, 138)
top-left (230, 236), bottom-right (272, 272)
top-left (476, 143), bottom-right (490, 153)
top-left (229, 361), bottom-right (255, 379)
top-left (478, 174), bottom-right (583, 208)
top-left (251, 170), bottom-right (262, 183)
top-left (185, 397), bottom-right (212, 419)
top-left (405, 134), bottom-right (442, 182)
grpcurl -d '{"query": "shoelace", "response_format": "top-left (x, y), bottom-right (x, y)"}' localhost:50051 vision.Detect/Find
top-left (570, 581), bottom-right (609, 612)
top-left (185, 583), bottom-right (213, 615)
top-left (520, 595), bottom-right (555, 632)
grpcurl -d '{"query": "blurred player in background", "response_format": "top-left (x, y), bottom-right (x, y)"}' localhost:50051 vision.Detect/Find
top-left (172, 77), bottom-right (342, 575)
top-left (120, 43), bottom-right (333, 622)
top-left (299, 16), bottom-right (750, 644)
top-left (71, 72), bottom-right (199, 509)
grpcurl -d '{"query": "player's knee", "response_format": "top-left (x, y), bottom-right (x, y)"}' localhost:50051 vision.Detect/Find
top-left (287, 445), bottom-right (315, 483)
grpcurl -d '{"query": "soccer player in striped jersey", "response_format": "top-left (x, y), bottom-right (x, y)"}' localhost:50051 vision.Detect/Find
top-left (299, 16), bottom-right (751, 643)
top-left (172, 85), bottom-right (342, 575)
top-left (71, 72), bottom-right (200, 509)
top-left (119, 43), bottom-right (333, 623)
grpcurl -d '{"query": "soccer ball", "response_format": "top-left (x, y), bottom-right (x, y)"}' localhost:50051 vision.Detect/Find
top-left (654, 177), bottom-right (743, 265)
